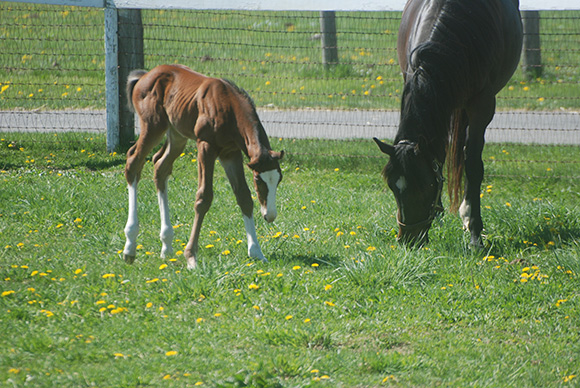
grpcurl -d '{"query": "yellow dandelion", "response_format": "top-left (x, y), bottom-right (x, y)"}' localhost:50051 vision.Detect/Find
top-left (165, 350), bottom-right (178, 356)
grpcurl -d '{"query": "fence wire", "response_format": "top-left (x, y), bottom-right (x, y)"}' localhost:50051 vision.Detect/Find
top-left (0, 3), bottom-right (578, 179)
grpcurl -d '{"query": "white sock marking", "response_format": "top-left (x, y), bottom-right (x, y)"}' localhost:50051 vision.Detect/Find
top-left (124, 180), bottom-right (139, 257)
top-left (157, 182), bottom-right (174, 258)
top-left (459, 199), bottom-right (471, 230)
top-left (243, 215), bottom-right (266, 262)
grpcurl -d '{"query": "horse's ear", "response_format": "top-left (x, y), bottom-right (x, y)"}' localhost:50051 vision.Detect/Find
top-left (416, 136), bottom-right (428, 155)
top-left (373, 137), bottom-right (395, 157)
top-left (269, 150), bottom-right (284, 161)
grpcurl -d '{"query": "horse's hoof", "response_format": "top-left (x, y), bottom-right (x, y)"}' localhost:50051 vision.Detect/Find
top-left (470, 236), bottom-right (484, 249)
top-left (124, 254), bottom-right (136, 264)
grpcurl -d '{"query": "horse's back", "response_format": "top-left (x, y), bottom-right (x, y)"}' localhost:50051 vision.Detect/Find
top-left (398, 0), bottom-right (522, 95)
top-left (131, 64), bottom-right (235, 140)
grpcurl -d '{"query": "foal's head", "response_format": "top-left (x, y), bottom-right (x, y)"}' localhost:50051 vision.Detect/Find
top-left (248, 150), bottom-right (284, 223)
top-left (373, 138), bottom-right (443, 245)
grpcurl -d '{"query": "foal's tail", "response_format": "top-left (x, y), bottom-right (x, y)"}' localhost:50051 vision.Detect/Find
top-left (126, 69), bottom-right (148, 112)
top-left (447, 109), bottom-right (468, 213)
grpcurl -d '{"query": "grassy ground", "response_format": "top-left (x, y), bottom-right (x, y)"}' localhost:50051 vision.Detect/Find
top-left (1, 133), bottom-right (579, 387)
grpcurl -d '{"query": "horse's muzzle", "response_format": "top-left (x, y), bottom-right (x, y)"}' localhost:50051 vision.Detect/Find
top-left (262, 208), bottom-right (277, 223)
top-left (398, 227), bottom-right (429, 246)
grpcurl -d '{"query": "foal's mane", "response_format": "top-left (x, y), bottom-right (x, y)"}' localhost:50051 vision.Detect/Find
top-left (222, 78), bottom-right (257, 111)
top-left (221, 78), bottom-right (274, 154)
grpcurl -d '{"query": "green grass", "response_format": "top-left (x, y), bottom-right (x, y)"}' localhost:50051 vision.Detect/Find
top-left (1, 133), bottom-right (579, 387)
top-left (1, 3), bottom-right (579, 111)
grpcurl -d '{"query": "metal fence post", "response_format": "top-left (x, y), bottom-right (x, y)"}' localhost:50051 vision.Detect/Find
top-left (320, 11), bottom-right (338, 68)
top-left (522, 10), bottom-right (542, 80)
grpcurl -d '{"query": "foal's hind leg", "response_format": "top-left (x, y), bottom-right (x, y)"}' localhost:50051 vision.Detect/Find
top-left (220, 150), bottom-right (267, 262)
top-left (153, 129), bottom-right (188, 259)
top-left (123, 121), bottom-right (168, 263)
top-left (461, 94), bottom-right (496, 247)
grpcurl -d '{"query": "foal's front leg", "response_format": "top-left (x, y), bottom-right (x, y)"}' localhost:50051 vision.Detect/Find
top-left (220, 151), bottom-right (267, 262)
top-left (183, 141), bottom-right (216, 269)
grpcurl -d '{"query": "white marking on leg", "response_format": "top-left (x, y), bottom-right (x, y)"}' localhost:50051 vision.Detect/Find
top-left (243, 215), bottom-right (267, 262)
top-left (459, 199), bottom-right (471, 230)
top-left (157, 181), bottom-right (174, 259)
top-left (124, 180), bottom-right (139, 258)
top-left (258, 169), bottom-right (280, 222)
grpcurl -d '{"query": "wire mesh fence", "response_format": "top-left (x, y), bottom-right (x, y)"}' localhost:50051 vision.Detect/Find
top-left (0, 2), bottom-right (578, 178)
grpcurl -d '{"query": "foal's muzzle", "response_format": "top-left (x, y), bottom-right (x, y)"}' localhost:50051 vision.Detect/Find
top-left (261, 207), bottom-right (277, 223)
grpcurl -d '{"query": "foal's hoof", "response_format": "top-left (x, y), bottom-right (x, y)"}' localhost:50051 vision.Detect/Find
top-left (186, 257), bottom-right (197, 270)
top-left (124, 254), bottom-right (136, 264)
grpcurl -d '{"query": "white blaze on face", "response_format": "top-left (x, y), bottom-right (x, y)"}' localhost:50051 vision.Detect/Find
top-left (395, 176), bottom-right (407, 193)
top-left (258, 169), bottom-right (280, 222)
top-left (395, 176), bottom-right (407, 222)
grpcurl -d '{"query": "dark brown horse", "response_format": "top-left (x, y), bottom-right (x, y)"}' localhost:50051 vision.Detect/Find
top-left (374, 0), bottom-right (523, 246)
top-left (123, 64), bottom-right (283, 269)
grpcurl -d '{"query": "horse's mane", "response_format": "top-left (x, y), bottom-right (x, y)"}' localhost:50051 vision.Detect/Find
top-left (221, 78), bottom-right (272, 150)
top-left (412, 0), bottom-right (504, 101)
top-left (222, 78), bottom-right (257, 112)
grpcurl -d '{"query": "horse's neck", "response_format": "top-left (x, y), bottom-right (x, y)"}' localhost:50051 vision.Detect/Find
top-left (235, 113), bottom-right (271, 161)
top-left (399, 81), bottom-right (450, 161)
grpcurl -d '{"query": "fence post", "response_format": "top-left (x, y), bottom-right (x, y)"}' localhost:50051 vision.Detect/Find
top-left (104, 6), bottom-right (143, 153)
top-left (104, 6), bottom-right (119, 153)
top-left (118, 9), bottom-right (144, 151)
top-left (522, 10), bottom-right (542, 80)
top-left (320, 11), bottom-right (338, 68)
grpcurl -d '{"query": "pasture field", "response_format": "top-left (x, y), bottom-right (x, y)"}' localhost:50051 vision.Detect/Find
top-left (1, 133), bottom-right (579, 387)
top-left (1, 3), bottom-right (580, 111)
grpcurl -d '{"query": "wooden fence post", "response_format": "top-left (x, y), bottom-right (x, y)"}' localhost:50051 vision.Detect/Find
top-left (104, 6), bottom-right (119, 153)
top-left (118, 9), bottom-right (144, 151)
top-left (320, 11), bottom-right (338, 68)
top-left (104, 6), bottom-right (143, 152)
top-left (522, 10), bottom-right (542, 80)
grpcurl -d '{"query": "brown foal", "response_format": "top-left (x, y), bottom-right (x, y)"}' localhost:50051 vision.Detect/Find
top-left (123, 64), bottom-right (283, 269)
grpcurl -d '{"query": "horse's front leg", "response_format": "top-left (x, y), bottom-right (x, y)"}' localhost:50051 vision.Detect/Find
top-left (220, 151), bottom-right (267, 262)
top-left (153, 130), bottom-right (188, 259)
top-left (461, 95), bottom-right (496, 247)
top-left (184, 140), bottom-right (216, 269)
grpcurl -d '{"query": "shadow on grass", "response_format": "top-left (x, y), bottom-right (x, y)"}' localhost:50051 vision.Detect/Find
top-left (268, 252), bottom-right (343, 268)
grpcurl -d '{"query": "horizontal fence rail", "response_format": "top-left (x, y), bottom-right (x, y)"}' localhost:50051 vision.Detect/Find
top-left (0, 2), bottom-right (579, 180)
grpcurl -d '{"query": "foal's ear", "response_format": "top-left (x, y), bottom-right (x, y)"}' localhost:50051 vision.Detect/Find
top-left (373, 137), bottom-right (395, 157)
top-left (269, 150), bottom-right (284, 161)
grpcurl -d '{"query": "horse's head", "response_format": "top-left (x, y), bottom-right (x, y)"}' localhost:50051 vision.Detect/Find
top-left (373, 137), bottom-right (443, 245)
top-left (248, 150), bottom-right (284, 223)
